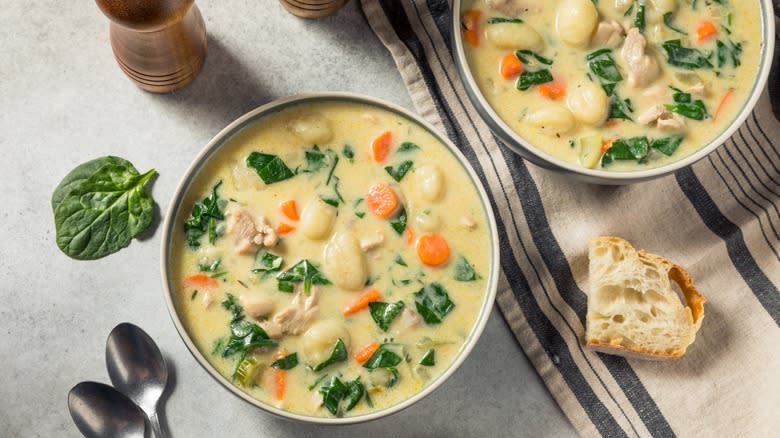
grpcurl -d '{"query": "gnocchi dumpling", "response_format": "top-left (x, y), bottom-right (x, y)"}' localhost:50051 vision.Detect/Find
top-left (323, 232), bottom-right (368, 291)
top-left (567, 82), bottom-right (609, 126)
top-left (485, 23), bottom-right (544, 51)
top-left (525, 105), bottom-right (576, 136)
top-left (415, 212), bottom-right (441, 232)
top-left (289, 113), bottom-right (333, 144)
top-left (301, 320), bottom-right (350, 365)
top-left (300, 198), bottom-right (337, 240)
top-left (556, 0), bottom-right (599, 47)
top-left (415, 164), bottom-right (445, 201)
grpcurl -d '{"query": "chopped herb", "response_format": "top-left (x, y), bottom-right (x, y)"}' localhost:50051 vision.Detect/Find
top-left (515, 50), bottom-right (553, 66)
top-left (419, 349), bottom-right (435, 366)
top-left (634, 0), bottom-right (646, 31)
top-left (662, 40), bottom-right (713, 70)
top-left (342, 144), bottom-right (355, 161)
top-left (385, 161), bottom-right (414, 182)
top-left (246, 152), bottom-right (295, 184)
top-left (320, 176), bottom-right (345, 207)
top-left (355, 212), bottom-right (366, 219)
top-left (369, 301), bottom-right (406, 331)
top-left (311, 338), bottom-right (347, 372)
top-left (252, 250), bottom-right (284, 277)
top-left (389, 206), bottom-right (407, 235)
top-left (191, 290), bottom-right (198, 300)
top-left (184, 180), bottom-right (224, 248)
top-left (414, 283), bottom-right (455, 325)
top-left (486, 17), bottom-right (523, 24)
top-left (516, 69), bottom-right (553, 91)
top-left (365, 275), bottom-right (377, 287)
top-left (221, 293), bottom-right (243, 320)
top-left (454, 255), bottom-right (481, 281)
top-left (237, 280), bottom-right (249, 289)
top-left (198, 257), bottom-right (222, 272)
top-left (270, 352), bottom-right (299, 370)
top-left (397, 142), bottom-right (420, 153)
top-left (394, 255), bottom-right (407, 267)
top-left (276, 259), bottom-right (330, 295)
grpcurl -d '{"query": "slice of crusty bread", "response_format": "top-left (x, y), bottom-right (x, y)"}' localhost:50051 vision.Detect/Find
top-left (585, 236), bottom-right (705, 360)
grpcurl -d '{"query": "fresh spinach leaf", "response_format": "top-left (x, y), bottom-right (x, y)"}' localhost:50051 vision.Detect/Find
top-left (486, 17), bottom-right (523, 24)
top-left (198, 257), bottom-right (222, 273)
top-left (252, 250), bottom-right (284, 276)
top-left (516, 69), bottom-right (553, 91)
top-left (270, 352), bottom-right (299, 370)
top-left (601, 137), bottom-right (650, 165)
top-left (311, 338), bottom-right (347, 372)
top-left (634, 0), bottom-right (646, 31)
top-left (665, 88), bottom-right (708, 120)
top-left (319, 376), bottom-right (348, 416)
top-left (320, 176), bottom-right (345, 207)
top-left (308, 374), bottom-right (329, 391)
top-left (419, 349), bottom-right (435, 366)
top-left (586, 49), bottom-right (622, 83)
top-left (716, 39), bottom-right (742, 68)
top-left (662, 12), bottom-right (687, 34)
top-left (221, 293), bottom-right (243, 320)
top-left (300, 146), bottom-right (327, 173)
top-left (397, 142), bottom-right (420, 153)
top-left (609, 95), bottom-right (634, 121)
top-left (651, 137), bottom-right (683, 156)
top-left (369, 301), bottom-right (406, 331)
top-left (246, 152), bottom-right (295, 184)
top-left (662, 40), bottom-right (713, 70)
top-left (394, 255), bottom-right (407, 267)
top-left (52, 156), bottom-right (157, 260)
top-left (184, 180), bottom-right (224, 249)
top-left (390, 206), bottom-right (407, 235)
top-left (277, 259), bottom-right (330, 295)
top-left (454, 255), bottom-right (481, 281)
top-left (515, 50), bottom-right (553, 66)
top-left (342, 144), bottom-right (355, 161)
top-left (363, 344), bottom-right (403, 370)
top-left (385, 160), bottom-right (414, 182)
top-left (414, 283), bottom-right (455, 324)
top-left (343, 378), bottom-right (366, 412)
top-left (222, 319), bottom-right (276, 358)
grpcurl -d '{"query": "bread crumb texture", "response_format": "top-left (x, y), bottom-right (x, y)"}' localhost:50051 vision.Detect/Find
top-left (585, 236), bottom-right (705, 360)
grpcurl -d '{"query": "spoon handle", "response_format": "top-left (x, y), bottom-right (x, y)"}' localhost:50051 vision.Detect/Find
top-left (150, 411), bottom-right (167, 438)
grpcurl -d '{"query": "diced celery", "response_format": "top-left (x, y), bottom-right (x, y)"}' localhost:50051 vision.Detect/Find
top-left (234, 355), bottom-right (263, 387)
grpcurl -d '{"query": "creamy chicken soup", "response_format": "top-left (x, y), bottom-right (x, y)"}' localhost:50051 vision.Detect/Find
top-left (462, 0), bottom-right (762, 170)
top-left (170, 101), bottom-right (491, 417)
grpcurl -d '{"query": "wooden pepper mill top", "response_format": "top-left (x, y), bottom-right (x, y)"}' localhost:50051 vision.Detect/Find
top-left (95, 0), bottom-right (207, 93)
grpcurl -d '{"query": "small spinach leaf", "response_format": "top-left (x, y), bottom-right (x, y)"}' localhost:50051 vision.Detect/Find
top-left (414, 283), bottom-right (455, 324)
top-left (454, 255), bottom-right (481, 282)
top-left (343, 378), bottom-right (366, 412)
top-left (363, 344), bottom-right (403, 370)
top-left (270, 352), bottom-right (299, 370)
top-left (246, 152), bottom-right (295, 184)
top-left (486, 17), bottom-right (523, 24)
top-left (516, 69), bottom-right (553, 91)
top-left (662, 12), bottom-right (687, 35)
top-left (515, 50), bottom-right (553, 66)
top-left (369, 301), bottom-right (406, 331)
top-left (342, 144), bottom-right (355, 161)
top-left (397, 142), bottom-right (420, 153)
top-left (384, 161), bottom-right (414, 182)
top-left (252, 250), bottom-right (284, 276)
top-left (662, 40), bottom-right (713, 70)
top-left (276, 259), bottom-right (330, 295)
top-left (311, 338), bottom-right (347, 372)
top-left (419, 349), bottom-right (435, 366)
top-left (601, 137), bottom-right (650, 165)
top-left (319, 376), bottom-right (348, 416)
top-left (651, 137), bottom-right (683, 156)
top-left (389, 206), bottom-right (407, 235)
top-left (221, 293), bottom-right (243, 320)
top-left (184, 180), bottom-right (225, 248)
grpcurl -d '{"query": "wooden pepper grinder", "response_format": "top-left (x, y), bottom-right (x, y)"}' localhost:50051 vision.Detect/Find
top-left (95, 0), bottom-right (207, 93)
top-left (279, 0), bottom-right (348, 19)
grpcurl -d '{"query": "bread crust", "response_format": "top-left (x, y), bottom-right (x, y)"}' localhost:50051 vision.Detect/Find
top-left (585, 236), bottom-right (706, 360)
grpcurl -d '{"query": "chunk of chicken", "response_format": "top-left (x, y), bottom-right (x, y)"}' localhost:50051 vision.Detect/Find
top-left (260, 286), bottom-right (319, 338)
top-left (225, 208), bottom-right (278, 254)
top-left (620, 28), bottom-right (659, 88)
top-left (239, 294), bottom-right (275, 320)
top-left (637, 104), bottom-right (686, 131)
top-left (202, 291), bottom-right (214, 309)
top-left (591, 19), bottom-right (625, 48)
top-left (688, 83), bottom-right (706, 98)
top-left (485, 0), bottom-right (542, 15)
top-left (398, 307), bottom-right (421, 329)
top-left (461, 216), bottom-right (477, 229)
top-left (359, 233), bottom-right (385, 252)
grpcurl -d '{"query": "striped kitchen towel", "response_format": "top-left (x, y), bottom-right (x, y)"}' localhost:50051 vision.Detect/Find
top-left (359, 1), bottom-right (780, 436)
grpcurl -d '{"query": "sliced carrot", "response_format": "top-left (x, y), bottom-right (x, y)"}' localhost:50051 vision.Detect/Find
top-left (713, 89), bottom-right (734, 121)
top-left (416, 233), bottom-right (450, 267)
top-left (366, 183), bottom-right (399, 219)
top-left (404, 227), bottom-right (415, 246)
top-left (500, 52), bottom-right (523, 79)
top-left (185, 273), bottom-right (219, 288)
top-left (371, 131), bottom-right (393, 163)
top-left (537, 78), bottom-right (566, 100)
top-left (696, 20), bottom-right (717, 43)
top-left (462, 9), bottom-right (481, 47)
top-left (272, 349), bottom-right (288, 400)
top-left (276, 222), bottom-right (295, 235)
top-left (342, 288), bottom-right (382, 316)
top-left (280, 200), bottom-right (299, 221)
top-left (354, 342), bottom-right (380, 364)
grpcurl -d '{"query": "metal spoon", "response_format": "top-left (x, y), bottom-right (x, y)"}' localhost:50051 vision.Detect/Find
top-left (68, 381), bottom-right (147, 438)
top-left (106, 323), bottom-right (169, 438)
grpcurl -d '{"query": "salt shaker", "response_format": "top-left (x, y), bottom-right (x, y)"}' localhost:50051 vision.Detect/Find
top-left (95, 0), bottom-right (207, 93)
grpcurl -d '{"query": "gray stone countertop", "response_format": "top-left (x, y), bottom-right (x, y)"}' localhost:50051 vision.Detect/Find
top-left (0, 1), bottom-right (575, 436)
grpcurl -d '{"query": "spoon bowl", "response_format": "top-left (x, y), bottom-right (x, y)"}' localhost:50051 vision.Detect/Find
top-left (68, 381), bottom-right (147, 438)
top-left (106, 322), bottom-right (168, 438)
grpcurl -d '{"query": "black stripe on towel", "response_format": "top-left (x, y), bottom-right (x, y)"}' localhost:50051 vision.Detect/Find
top-left (375, 1), bottom-right (627, 435)
top-left (676, 167), bottom-right (780, 326)
top-left (497, 146), bottom-right (677, 438)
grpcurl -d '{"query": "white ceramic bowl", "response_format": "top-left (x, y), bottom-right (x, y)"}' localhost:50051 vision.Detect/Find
top-left (451, 0), bottom-right (776, 184)
top-left (160, 93), bottom-right (500, 424)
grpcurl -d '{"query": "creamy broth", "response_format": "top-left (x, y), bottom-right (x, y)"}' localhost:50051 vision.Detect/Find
top-left (170, 101), bottom-right (491, 417)
top-left (462, 0), bottom-right (762, 171)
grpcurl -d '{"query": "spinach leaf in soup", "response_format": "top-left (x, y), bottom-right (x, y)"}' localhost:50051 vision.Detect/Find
top-left (277, 259), bottom-right (330, 295)
top-left (515, 50), bottom-right (553, 66)
top-left (270, 352), bottom-right (299, 370)
top-left (369, 301), bottom-right (406, 331)
top-left (716, 39), bottom-right (742, 68)
top-left (389, 206), bottom-right (407, 235)
top-left (633, 0), bottom-right (646, 31)
top-left (246, 152), bottom-right (295, 184)
top-left (486, 17), bottom-right (523, 24)
top-left (319, 376), bottom-right (366, 416)
top-left (342, 144), bottom-right (355, 161)
top-left (662, 12), bottom-right (687, 35)
top-left (454, 255), bottom-right (481, 282)
top-left (419, 349), bottom-right (435, 366)
top-left (252, 250), bottom-right (284, 277)
top-left (311, 338), bottom-right (347, 372)
top-left (198, 257), bottom-right (222, 273)
top-left (665, 88), bottom-right (709, 120)
top-left (414, 282), bottom-right (455, 324)
top-left (651, 137), bottom-right (684, 156)
top-left (221, 293), bottom-right (243, 319)
top-left (385, 160), bottom-right (414, 182)
top-left (343, 378), bottom-right (366, 412)
top-left (223, 319), bottom-right (276, 358)
top-left (52, 156), bottom-right (156, 260)
top-left (662, 40), bottom-right (714, 70)
top-left (586, 49), bottom-right (622, 85)
top-left (184, 180), bottom-right (225, 249)
top-left (608, 95), bottom-right (634, 121)
top-left (363, 343), bottom-right (403, 387)
top-left (397, 142), bottom-right (420, 153)
top-left (516, 69), bottom-right (553, 91)
top-left (601, 137), bottom-right (650, 165)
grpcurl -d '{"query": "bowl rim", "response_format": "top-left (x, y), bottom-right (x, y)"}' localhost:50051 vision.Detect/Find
top-left (159, 92), bottom-right (501, 424)
top-left (450, 0), bottom-right (776, 184)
